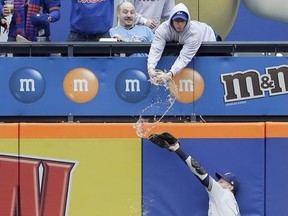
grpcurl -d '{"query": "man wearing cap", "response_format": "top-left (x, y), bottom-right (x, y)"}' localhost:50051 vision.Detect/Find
top-left (147, 3), bottom-right (218, 85)
top-left (149, 132), bottom-right (241, 216)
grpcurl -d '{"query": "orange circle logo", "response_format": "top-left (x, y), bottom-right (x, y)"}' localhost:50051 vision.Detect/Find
top-left (63, 68), bottom-right (99, 103)
top-left (169, 68), bottom-right (205, 103)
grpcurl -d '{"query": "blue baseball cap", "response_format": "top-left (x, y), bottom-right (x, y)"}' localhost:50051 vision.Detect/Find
top-left (216, 172), bottom-right (239, 193)
top-left (172, 11), bottom-right (188, 21)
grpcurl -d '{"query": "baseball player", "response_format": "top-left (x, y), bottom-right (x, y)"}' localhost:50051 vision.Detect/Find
top-left (147, 3), bottom-right (218, 85)
top-left (149, 132), bottom-right (241, 216)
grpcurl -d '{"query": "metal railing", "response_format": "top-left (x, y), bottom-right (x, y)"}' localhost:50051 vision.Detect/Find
top-left (0, 41), bottom-right (287, 57)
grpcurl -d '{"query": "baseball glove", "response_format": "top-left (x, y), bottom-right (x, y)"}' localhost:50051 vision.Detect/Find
top-left (148, 132), bottom-right (179, 150)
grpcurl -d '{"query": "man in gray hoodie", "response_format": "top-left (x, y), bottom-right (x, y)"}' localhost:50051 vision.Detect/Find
top-left (147, 3), bottom-right (217, 85)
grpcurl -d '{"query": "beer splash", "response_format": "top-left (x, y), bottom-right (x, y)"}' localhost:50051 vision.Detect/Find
top-left (133, 79), bottom-right (178, 138)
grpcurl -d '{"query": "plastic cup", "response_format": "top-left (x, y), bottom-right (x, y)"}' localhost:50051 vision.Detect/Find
top-left (36, 37), bottom-right (46, 42)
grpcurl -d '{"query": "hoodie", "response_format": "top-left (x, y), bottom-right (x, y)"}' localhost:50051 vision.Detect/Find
top-left (147, 3), bottom-right (216, 75)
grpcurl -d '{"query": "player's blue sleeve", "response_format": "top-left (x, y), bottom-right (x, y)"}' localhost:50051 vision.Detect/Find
top-left (175, 148), bottom-right (210, 188)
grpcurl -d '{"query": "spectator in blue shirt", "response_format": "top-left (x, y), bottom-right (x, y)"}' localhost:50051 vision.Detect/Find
top-left (68, 0), bottom-right (114, 42)
top-left (109, 1), bottom-right (154, 57)
top-left (119, 0), bottom-right (175, 32)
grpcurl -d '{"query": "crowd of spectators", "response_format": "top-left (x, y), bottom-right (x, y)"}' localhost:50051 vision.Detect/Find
top-left (0, 0), bottom-right (221, 79)
top-left (0, 0), bottom-right (177, 42)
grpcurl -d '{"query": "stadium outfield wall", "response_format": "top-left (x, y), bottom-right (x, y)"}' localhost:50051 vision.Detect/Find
top-left (0, 122), bottom-right (287, 216)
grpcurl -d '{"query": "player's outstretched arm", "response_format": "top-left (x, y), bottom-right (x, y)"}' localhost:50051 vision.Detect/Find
top-left (149, 132), bottom-right (210, 188)
top-left (173, 145), bottom-right (210, 188)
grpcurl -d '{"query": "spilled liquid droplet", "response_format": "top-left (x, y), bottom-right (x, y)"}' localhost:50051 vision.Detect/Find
top-left (133, 79), bottom-right (178, 138)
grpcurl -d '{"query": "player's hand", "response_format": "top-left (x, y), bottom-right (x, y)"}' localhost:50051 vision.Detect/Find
top-left (144, 19), bottom-right (157, 29)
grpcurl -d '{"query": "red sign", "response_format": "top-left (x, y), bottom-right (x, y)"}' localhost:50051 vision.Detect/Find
top-left (0, 155), bottom-right (75, 216)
